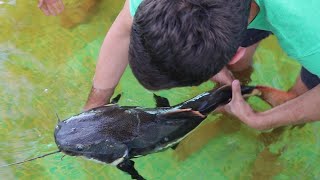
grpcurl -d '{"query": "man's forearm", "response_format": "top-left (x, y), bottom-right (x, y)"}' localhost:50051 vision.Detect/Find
top-left (93, 0), bottom-right (132, 90)
top-left (257, 85), bottom-right (320, 129)
top-left (84, 0), bottom-right (132, 110)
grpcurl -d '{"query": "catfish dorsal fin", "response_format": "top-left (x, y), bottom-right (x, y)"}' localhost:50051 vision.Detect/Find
top-left (153, 94), bottom-right (170, 107)
top-left (111, 94), bottom-right (122, 104)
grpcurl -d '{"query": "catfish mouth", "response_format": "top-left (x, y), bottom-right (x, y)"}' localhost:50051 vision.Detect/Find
top-left (61, 150), bottom-right (78, 156)
top-left (59, 149), bottom-right (112, 164)
top-left (58, 147), bottom-right (100, 157)
top-left (57, 144), bottom-right (90, 157)
top-left (55, 144), bottom-right (82, 157)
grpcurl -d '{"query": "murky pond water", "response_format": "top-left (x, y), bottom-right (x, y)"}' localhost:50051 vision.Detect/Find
top-left (1, 0), bottom-right (320, 179)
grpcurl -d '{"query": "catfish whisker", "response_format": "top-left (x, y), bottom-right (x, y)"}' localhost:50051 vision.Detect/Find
top-left (61, 155), bottom-right (66, 161)
top-left (0, 150), bottom-right (61, 168)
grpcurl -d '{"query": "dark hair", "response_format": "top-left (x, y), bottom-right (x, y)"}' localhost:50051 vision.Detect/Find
top-left (129, 0), bottom-right (251, 90)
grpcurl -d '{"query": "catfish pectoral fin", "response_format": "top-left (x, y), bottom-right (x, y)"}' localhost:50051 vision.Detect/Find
top-left (117, 160), bottom-right (146, 180)
top-left (171, 143), bottom-right (179, 150)
top-left (153, 94), bottom-right (170, 107)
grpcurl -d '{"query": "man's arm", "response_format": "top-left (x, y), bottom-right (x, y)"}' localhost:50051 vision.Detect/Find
top-left (225, 80), bottom-right (320, 130)
top-left (84, 0), bottom-right (132, 111)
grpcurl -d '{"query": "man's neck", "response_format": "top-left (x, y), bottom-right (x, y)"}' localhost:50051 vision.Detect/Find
top-left (248, 1), bottom-right (259, 24)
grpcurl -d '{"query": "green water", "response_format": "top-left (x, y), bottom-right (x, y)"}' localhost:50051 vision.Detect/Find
top-left (1, 0), bottom-right (320, 179)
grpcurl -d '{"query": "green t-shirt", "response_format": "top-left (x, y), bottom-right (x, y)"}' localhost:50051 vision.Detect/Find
top-left (249, 0), bottom-right (320, 76)
top-left (130, 0), bottom-right (320, 76)
top-left (129, 0), bottom-right (142, 17)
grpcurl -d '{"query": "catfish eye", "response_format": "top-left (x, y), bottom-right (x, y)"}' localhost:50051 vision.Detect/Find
top-left (76, 144), bottom-right (84, 151)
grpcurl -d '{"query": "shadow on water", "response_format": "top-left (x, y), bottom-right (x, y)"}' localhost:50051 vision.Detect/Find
top-left (174, 114), bottom-right (243, 161)
top-left (251, 124), bottom-right (304, 179)
top-left (174, 111), bottom-right (306, 179)
top-left (251, 127), bottom-right (287, 179)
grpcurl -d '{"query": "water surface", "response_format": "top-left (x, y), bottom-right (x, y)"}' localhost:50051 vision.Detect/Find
top-left (1, 0), bottom-right (320, 179)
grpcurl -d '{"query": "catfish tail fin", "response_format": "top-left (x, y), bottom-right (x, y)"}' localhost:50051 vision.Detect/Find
top-left (256, 86), bottom-right (297, 107)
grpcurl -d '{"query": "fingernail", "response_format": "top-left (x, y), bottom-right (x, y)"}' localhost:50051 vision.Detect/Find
top-left (232, 80), bottom-right (239, 86)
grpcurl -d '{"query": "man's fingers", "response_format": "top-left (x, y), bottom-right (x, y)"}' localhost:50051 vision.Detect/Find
top-left (231, 80), bottom-right (242, 101)
top-left (47, 4), bottom-right (57, 16)
top-left (57, 0), bottom-right (64, 12)
top-left (40, 4), bottom-right (50, 16)
top-left (213, 106), bottom-right (226, 113)
top-left (223, 102), bottom-right (232, 115)
top-left (52, 0), bottom-right (64, 14)
top-left (52, 2), bottom-right (62, 14)
top-left (210, 67), bottom-right (234, 85)
top-left (38, 0), bottom-right (44, 7)
top-left (39, 0), bottom-right (65, 16)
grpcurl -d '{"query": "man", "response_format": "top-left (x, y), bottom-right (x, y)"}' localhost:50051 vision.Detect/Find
top-left (84, 0), bottom-right (320, 130)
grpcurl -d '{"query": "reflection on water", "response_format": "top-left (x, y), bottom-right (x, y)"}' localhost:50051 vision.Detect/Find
top-left (251, 148), bottom-right (283, 179)
top-left (60, 0), bottom-right (101, 28)
top-left (174, 114), bottom-right (242, 161)
top-left (1, 0), bottom-right (320, 179)
top-left (0, 0), bottom-right (16, 5)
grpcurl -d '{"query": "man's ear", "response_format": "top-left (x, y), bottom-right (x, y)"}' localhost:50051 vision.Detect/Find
top-left (229, 47), bottom-right (247, 65)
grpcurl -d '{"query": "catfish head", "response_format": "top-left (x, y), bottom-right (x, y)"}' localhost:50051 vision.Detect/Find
top-left (54, 108), bottom-right (129, 164)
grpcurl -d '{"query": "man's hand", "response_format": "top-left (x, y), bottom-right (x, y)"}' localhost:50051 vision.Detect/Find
top-left (210, 66), bottom-right (234, 85)
top-left (224, 80), bottom-right (267, 130)
top-left (38, 0), bottom-right (64, 16)
top-left (83, 87), bottom-right (115, 111)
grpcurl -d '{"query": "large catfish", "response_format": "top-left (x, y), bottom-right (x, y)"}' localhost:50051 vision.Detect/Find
top-left (3, 85), bottom-right (294, 179)
top-left (53, 85), bottom-right (260, 179)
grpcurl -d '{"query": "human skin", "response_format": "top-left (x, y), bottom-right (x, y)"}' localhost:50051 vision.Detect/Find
top-left (83, 0), bottom-right (132, 110)
top-left (224, 80), bottom-right (320, 130)
top-left (38, 0), bottom-right (64, 16)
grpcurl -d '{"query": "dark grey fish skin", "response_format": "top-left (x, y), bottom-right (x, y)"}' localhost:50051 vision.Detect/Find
top-left (54, 85), bottom-right (257, 180)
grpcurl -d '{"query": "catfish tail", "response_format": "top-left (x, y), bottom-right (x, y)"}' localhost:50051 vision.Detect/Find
top-left (176, 85), bottom-right (258, 115)
top-left (255, 86), bottom-right (297, 107)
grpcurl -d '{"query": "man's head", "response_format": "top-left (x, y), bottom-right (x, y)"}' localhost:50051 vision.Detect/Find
top-left (129, 0), bottom-right (251, 90)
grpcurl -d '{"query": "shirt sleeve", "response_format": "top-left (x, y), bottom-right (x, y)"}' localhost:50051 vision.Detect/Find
top-left (299, 51), bottom-right (320, 77)
top-left (129, 0), bottom-right (142, 17)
